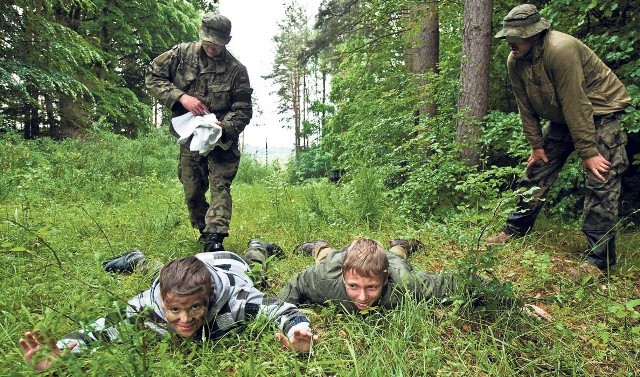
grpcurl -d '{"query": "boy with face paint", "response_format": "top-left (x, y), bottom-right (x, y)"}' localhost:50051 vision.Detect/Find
top-left (19, 252), bottom-right (316, 372)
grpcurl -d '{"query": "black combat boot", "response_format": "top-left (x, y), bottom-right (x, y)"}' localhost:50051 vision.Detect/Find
top-left (247, 239), bottom-right (284, 257)
top-left (102, 250), bottom-right (146, 274)
top-left (203, 233), bottom-right (225, 253)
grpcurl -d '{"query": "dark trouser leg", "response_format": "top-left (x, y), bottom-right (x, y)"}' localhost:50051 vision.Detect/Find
top-left (313, 246), bottom-right (333, 264)
top-left (505, 123), bottom-right (574, 236)
top-left (179, 143), bottom-right (209, 230)
top-left (203, 146), bottom-right (240, 235)
top-left (244, 247), bottom-right (268, 265)
top-left (582, 118), bottom-right (628, 270)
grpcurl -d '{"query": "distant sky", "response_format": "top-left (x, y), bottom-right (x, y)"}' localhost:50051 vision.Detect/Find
top-left (218, 0), bottom-right (321, 160)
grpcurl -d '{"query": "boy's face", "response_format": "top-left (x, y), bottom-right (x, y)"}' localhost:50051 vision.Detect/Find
top-left (343, 269), bottom-right (387, 310)
top-left (161, 292), bottom-right (208, 338)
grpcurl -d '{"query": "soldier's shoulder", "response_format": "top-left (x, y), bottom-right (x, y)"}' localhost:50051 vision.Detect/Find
top-left (224, 50), bottom-right (248, 70)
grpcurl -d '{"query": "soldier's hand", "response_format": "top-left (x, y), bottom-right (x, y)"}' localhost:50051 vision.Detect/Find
top-left (526, 148), bottom-right (549, 170)
top-left (179, 94), bottom-right (210, 116)
top-left (582, 154), bottom-right (611, 182)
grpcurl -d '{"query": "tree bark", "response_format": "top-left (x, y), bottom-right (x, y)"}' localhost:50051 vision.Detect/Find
top-left (404, 0), bottom-right (439, 119)
top-left (456, 0), bottom-right (492, 166)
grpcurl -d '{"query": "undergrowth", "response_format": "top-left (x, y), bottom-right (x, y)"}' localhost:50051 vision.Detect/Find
top-left (1, 131), bottom-right (638, 376)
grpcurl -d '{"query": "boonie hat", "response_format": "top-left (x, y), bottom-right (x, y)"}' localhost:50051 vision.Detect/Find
top-left (495, 4), bottom-right (550, 39)
top-left (200, 13), bottom-right (231, 45)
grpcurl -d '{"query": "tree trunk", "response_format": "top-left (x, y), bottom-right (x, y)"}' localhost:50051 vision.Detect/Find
top-left (292, 66), bottom-right (301, 161)
top-left (24, 85), bottom-right (40, 139)
top-left (404, 0), bottom-right (439, 119)
top-left (456, 0), bottom-right (492, 166)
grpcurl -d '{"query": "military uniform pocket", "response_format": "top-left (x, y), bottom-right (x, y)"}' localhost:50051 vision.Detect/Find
top-left (598, 121), bottom-right (627, 149)
top-left (208, 83), bottom-right (231, 111)
top-left (174, 69), bottom-right (197, 91)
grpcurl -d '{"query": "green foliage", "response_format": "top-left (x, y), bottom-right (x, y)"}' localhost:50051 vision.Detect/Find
top-left (286, 145), bottom-right (333, 183)
top-left (235, 154), bottom-right (278, 185)
top-left (1, 133), bottom-right (639, 375)
top-left (0, 0), bottom-right (206, 137)
top-left (481, 111), bottom-right (529, 162)
top-left (0, 129), bottom-right (177, 203)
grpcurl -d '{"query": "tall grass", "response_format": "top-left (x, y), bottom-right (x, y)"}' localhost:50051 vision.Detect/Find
top-left (1, 131), bottom-right (638, 376)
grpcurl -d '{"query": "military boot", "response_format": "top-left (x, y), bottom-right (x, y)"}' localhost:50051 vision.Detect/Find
top-left (244, 239), bottom-right (284, 265)
top-left (102, 250), bottom-right (146, 274)
top-left (203, 233), bottom-right (225, 253)
top-left (567, 262), bottom-right (605, 283)
top-left (247, 239), bottom-right (284, 257)
top-left (294, 240), bottom-right (330, 256)
top-left (485, 231), bottom-right (514, 245)
top-left (388, 238), bottom-right (424, 258)
top-left (197, 229), bottom-right (206, 244)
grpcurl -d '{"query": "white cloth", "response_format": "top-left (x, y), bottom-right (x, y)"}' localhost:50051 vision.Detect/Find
top-left (171, 113), bottom-right (230, 155)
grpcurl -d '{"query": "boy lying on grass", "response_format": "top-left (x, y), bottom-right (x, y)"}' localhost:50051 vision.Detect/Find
top-left (19, 251), bottom-right (316, 372)
top-left (277, 238), bottom-right (550, 319)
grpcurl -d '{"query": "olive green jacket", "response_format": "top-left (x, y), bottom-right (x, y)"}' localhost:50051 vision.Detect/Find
top-left (145, 42), bottom-right (253, 142)
top-left (507, 30), bottom-right (630, 159)
top-left (278, 249), bottom-right (458, 313)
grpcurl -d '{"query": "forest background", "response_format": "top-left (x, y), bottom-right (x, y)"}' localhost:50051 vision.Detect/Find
top-left (1, 0), bottom-right (639, 375)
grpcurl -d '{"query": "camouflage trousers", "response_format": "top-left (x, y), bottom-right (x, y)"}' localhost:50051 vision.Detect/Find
top-left (178, 141), bottom-right (240, 236)
top-left (504, 114), bottom-right (628, 269)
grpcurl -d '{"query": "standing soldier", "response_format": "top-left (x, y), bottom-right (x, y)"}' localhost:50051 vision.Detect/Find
top-left (146, 13), bottom-right (252, 252)
top-left (488, 4), bottom-right (631, 277)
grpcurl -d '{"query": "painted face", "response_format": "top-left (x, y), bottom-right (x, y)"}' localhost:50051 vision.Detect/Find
top-left (343, 269), bottom-right (387, 310)
top-left (201, 41), bottom-right (225, 58)
top-left (505, 36), bottom-right (535, 59)
top-left (162, 292), bottom-right (208, 338)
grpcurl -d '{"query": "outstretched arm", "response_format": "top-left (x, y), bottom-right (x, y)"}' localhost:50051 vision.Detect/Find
top-left (18, 329), bottom-right (76, 372)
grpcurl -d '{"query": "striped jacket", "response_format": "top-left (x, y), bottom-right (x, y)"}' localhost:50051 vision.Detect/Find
top-left (57, 252), bottom-right (310, 353)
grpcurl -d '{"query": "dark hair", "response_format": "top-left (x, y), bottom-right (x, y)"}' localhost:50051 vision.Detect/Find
top-left (159, 256), bottom-right (213, 304)
top-left (342, 238), bottom-right (389, 280)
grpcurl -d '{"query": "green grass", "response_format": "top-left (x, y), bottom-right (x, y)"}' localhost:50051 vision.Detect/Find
top-left (1, 131), bottom-right (638, 376)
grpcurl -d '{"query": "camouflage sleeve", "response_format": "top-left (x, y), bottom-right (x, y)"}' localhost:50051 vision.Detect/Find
top-left (238, 285), bottom-right (311, 338)
top-left (145, 45), bottom-right (185, 111)
top-left (221, 66), bottom-right (253, 141)
top-left (507, 55), bottom-right (544, 150)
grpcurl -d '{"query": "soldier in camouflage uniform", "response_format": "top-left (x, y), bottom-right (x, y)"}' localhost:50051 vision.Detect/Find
top-left (145, 13), bottom-right (252, 252)
top-left (488, 4), bottom-right (631, 273)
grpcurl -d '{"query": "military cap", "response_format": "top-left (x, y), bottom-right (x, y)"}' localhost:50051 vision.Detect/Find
top-left (495, 4), bottom-right (551, 39)
top-left (200, 13), bottom-right (232, 46)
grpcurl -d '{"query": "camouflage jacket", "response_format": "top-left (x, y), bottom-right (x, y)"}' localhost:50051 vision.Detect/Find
top-left (278, 248), bottom-right (459, 314)
top-left (145, 42), bottom-right (253, 143)
top-left (507, 30), bottom-right (630, 160)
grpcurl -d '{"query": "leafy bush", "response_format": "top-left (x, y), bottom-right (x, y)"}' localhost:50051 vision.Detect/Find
top-left (0, 129), bottom-right (177, 204)
top-left (235, 154), bottom-right (277, 185)
top-left (285, 145), bottom-right (333, 183)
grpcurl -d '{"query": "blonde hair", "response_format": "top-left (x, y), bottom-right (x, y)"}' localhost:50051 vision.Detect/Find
top-left (159, 256), bottom-right (213, 304)
top-left (342, 238), bottom-right (389, 279)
